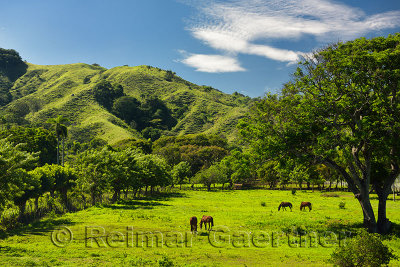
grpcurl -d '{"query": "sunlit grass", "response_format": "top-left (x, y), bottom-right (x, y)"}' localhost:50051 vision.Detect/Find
top-left (1, 189), bottom-right (400, 266)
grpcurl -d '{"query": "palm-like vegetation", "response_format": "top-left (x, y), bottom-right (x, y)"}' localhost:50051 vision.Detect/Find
top-left (46, 115), bottom-right (68, 166)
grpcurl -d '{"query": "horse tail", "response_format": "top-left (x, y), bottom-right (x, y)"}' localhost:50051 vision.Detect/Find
top-left (278, 204), bottom-right (281, 211)
top-left (309, 203), bottom-right (312, 210)
top-left (289, 203), bottom-right (292, 209)
top-left (211, 218), bottom-right (214, 227)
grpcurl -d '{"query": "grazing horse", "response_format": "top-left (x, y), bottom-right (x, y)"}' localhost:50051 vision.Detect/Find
top-left (200, 215), bottom-right (214, 230)
top-left (190, 216), bottom-right (198, 232)
top-left (300, 202), bottom-right (312, 211)
top-left (278, 202), bottom-right (293, 211)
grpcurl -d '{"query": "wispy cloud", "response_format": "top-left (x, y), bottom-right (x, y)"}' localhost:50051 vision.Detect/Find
top-left (179, 51), bottom-right (245, 73)
top-left (180, 0), bottom-right (400, 72)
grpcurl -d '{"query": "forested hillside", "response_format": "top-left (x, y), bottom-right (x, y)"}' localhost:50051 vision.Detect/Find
top-left (0, 49), bottom-right (252, 144)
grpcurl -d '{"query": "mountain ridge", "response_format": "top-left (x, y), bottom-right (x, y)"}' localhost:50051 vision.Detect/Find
top-left (0, 60), bottom-right (252, 144)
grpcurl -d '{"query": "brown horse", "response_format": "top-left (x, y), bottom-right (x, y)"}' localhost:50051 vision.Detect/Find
top-left (278, 202), bottom-right (293, 211)
top-left (190, 216), bottom-right (198, 232)
top-left (200, 215), bottom-right (214, 230)
top-left (300, 202), bottom-right (312, 211)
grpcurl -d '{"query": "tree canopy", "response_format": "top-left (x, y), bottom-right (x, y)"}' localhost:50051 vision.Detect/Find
top-left (239, 33), bottom-right (400, 233)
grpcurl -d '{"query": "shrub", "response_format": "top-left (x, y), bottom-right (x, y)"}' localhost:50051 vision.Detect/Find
top-left (291, 188), bottom-right (296, 195)
top-left (339, 202), bottom-right (346, 209)
top-left (158, 255), bottom-right (174, 267)
top-left (330, 230), bottom-right (397, 267)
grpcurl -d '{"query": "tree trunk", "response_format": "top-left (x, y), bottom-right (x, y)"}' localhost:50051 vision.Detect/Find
top-left (62, 138), bottom-right (65, 166)
top-left (375, 180), bottom-right (395, 234)
top-left (355, 184), bottom-right (377, 233)
top-left (91, 191), bottom-right (96, 206)
top-left (56, 136), bottom-right (60, 165)
top-left (19, 202), bottom-right (27, 216)
top-left (207, 184), bottom-right (211, 191)
top-left (34, 197), bottom-right (39, 212)
top-left (377, 195), bottom-right (391, 234)
top-left (112, 189), bottom-right (120, 203)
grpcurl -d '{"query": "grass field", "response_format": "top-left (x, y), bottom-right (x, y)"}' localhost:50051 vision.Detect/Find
top-left (1, 189), bottom-right (400, 266)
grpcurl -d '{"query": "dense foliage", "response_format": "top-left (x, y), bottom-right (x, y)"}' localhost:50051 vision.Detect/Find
top-left (330, 231), bottom-right (397, 266)
top-left (238, 33), bottom-right (400, 233)
top-left (0, 48), bottom-right (27, 106)
top-left (0, 123), bottom-right (233, 229)
top-left (0, 126), bottom-right (57, 166)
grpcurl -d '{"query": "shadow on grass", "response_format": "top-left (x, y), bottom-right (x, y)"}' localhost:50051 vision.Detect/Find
top-left (324, 220), bottom-right (400, 238)
top-left (198, 232), bottom-right (210, 236)
top-left (103, 192), bottom-right (187, 210)
top-left (0, 217), bottom-right (74, 240)
top-left (137, 191), bottom-right (187, 201)
top-left (324, 220), bottom-right (363, 235)
top-left (386, 222), bottom-right (400, 239)
top-left (103, 200), bottom-right (170, 210)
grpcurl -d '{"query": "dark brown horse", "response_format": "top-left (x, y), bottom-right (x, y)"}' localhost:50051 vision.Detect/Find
top-left (200, 215), bottom-right (214, 230)
top-left (300, 202), bottom-right (312, 211)
top-left (278, 202), bottom-right (293, 211)
top-left (190, 216), bottom-right (198, 232)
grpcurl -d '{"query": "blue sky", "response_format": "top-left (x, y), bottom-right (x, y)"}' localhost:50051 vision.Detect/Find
top-left (0, 0), bottom-right (399, 97)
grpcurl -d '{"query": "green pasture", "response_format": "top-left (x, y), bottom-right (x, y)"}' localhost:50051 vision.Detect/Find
top-left (1, 189), bottom-right (400, 266)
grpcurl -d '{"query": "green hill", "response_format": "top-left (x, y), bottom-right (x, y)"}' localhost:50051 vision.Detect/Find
top-left (0, 57), bottom-right (252, 144)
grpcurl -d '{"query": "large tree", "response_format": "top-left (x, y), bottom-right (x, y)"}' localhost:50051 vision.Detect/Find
top-left (0, 126), bottom-right (57, 166)
top-left (239, 34), bottom-right (400, 233)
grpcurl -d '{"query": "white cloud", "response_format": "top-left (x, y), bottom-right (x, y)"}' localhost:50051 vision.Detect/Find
top-left (180, 0), bottom-right (400, 72)
top-left (179, 52), bottom-right (245, 73)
